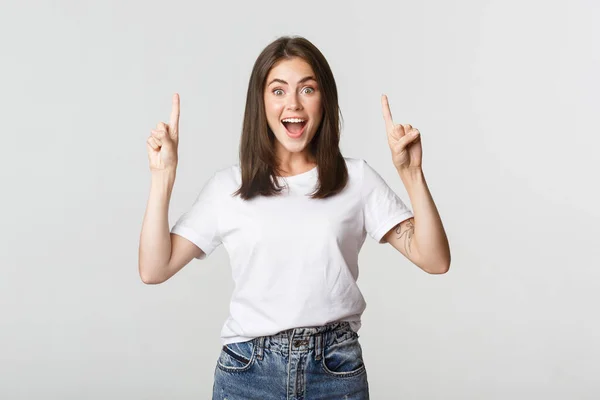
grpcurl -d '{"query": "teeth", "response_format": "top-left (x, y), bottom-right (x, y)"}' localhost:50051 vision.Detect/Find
top-left (282, 118), bottom-right (305, 123)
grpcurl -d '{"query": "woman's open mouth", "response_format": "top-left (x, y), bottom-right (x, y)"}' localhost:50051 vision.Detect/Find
top-left (282, 119), bottom-right (308, 139)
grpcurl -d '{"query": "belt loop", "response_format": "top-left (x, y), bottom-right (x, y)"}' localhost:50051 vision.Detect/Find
top-left (315, 333), bottom-right (322, 361)
top-left (255, 336), bottom-right (265, 360)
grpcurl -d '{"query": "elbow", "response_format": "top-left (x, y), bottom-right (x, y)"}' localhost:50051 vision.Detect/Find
top-left (138, 263), bottom-right (165, 285)
top-left (413, 238), bottom-right (451, 275)
top-left (425, 247), bottom-right (451, 274)
top-left (423, 258), bottom-right (451, 275)
top-left (140, 274), bottom-right (163, 285)
top-left (427, 264), bottom-right (450, 274)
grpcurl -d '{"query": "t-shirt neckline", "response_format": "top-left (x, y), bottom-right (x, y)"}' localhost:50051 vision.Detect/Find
top-left (277, 165), bottom-right (318, 181)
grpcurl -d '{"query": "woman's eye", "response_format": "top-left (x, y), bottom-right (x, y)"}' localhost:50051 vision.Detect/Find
top-left (272, 87), bottom-right (314, 96)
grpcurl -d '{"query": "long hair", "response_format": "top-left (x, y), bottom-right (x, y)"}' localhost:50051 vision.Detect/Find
top-left (232, 35), bottom-right (348, 200)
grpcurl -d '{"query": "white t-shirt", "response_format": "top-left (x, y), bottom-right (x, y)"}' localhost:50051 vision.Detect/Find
top-left (171, 157), bottom-right (414, 345)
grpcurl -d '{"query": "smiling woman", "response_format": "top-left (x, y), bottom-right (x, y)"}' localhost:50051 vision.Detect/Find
top-left (264, 57), bottom-right (322, 160)
top-left (140, 34), bottom-right (449, 400)
top-left (233, 36), bottom-right (349, 199)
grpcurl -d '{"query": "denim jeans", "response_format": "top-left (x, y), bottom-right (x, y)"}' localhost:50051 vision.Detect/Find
top-left (212, 321), bottom-right (369, 399)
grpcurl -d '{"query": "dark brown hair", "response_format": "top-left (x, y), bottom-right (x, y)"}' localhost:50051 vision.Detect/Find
top-left (232, 35), bottom-right (348, 200)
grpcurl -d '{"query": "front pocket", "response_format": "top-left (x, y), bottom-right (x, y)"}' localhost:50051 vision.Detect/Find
top-left (321, 332), bottom-right (366, 377)
top-left (217, 340), bottom-right (256, 372)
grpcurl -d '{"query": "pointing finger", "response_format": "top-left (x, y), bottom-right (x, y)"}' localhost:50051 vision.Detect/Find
top-left (381, 94), bottom-right (395, 133)
top-left (169, 93), bottom-right (180, 136)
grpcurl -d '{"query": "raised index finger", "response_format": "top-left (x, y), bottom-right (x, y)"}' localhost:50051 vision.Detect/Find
top-left (169, 93), bottom-right (180, 134)
top-left (381, 94), bottom-right (395, 132)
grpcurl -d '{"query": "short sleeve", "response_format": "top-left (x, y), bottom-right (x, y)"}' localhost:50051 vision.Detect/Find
top-left (361, 160), bottom-right (414, 243)
top-left (171, 172), bottom-right (222, 259)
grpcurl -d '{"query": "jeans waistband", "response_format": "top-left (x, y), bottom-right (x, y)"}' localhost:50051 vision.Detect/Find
top-left (253, 321), bottom-right (356, 361)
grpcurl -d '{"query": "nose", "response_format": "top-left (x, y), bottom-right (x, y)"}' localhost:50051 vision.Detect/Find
top-left (285, 92), bottom-right (302, 111)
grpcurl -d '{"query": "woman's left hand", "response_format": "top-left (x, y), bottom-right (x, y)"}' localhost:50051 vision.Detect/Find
top-left (381, 94), bottom-right (422, 171)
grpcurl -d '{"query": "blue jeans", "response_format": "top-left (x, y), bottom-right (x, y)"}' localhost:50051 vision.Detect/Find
top-left (212, 321), bottom-right (370, 399)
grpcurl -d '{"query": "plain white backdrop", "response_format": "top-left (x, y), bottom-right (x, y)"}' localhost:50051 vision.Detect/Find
top-left (1, 0), bottom-right (598, 398)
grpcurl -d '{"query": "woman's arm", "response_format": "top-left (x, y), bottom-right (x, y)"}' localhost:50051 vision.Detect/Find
top-left (138, 170), bottom-right (202, 284)
top-left (138, 170), bottom-right (177, 283)
top-left (139, 94), bottom-right (203, 284)
top-left (379, 95), bottom-right (450, 274)
top-left (383, 167), bottom-right (450, 274)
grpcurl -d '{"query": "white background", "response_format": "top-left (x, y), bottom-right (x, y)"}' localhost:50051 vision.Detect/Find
top-left (1, 0), bottom-right (598, 398)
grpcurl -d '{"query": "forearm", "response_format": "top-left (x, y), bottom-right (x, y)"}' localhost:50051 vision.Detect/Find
top-left (138, 169), bottom-right (176, 282)
top-left (398, 167), bottom-right (450, 273)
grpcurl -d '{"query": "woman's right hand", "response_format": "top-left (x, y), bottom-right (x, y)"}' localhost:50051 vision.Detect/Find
top-left (147, 93), bottom-right (180, 172)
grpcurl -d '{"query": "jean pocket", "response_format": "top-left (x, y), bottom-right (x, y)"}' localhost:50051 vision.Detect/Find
top-left (321, 332), bottom-right (366, 378)
top-left (217, 339), bottom-right (256, 372)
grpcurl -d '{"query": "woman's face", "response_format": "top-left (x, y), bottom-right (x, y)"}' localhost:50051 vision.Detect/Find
top-left (263, 57), bottom-right (323, 162)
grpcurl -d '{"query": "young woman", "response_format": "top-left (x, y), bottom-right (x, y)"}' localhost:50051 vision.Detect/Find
top-left (139, 36), bottom-right (450, 399)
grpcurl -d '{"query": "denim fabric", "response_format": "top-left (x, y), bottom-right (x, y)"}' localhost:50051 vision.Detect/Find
top-left (212, 321), bottom-right (369, 399)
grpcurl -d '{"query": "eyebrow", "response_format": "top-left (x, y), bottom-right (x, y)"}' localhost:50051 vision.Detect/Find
top-left (267, 76), bottom-right (317, 86)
